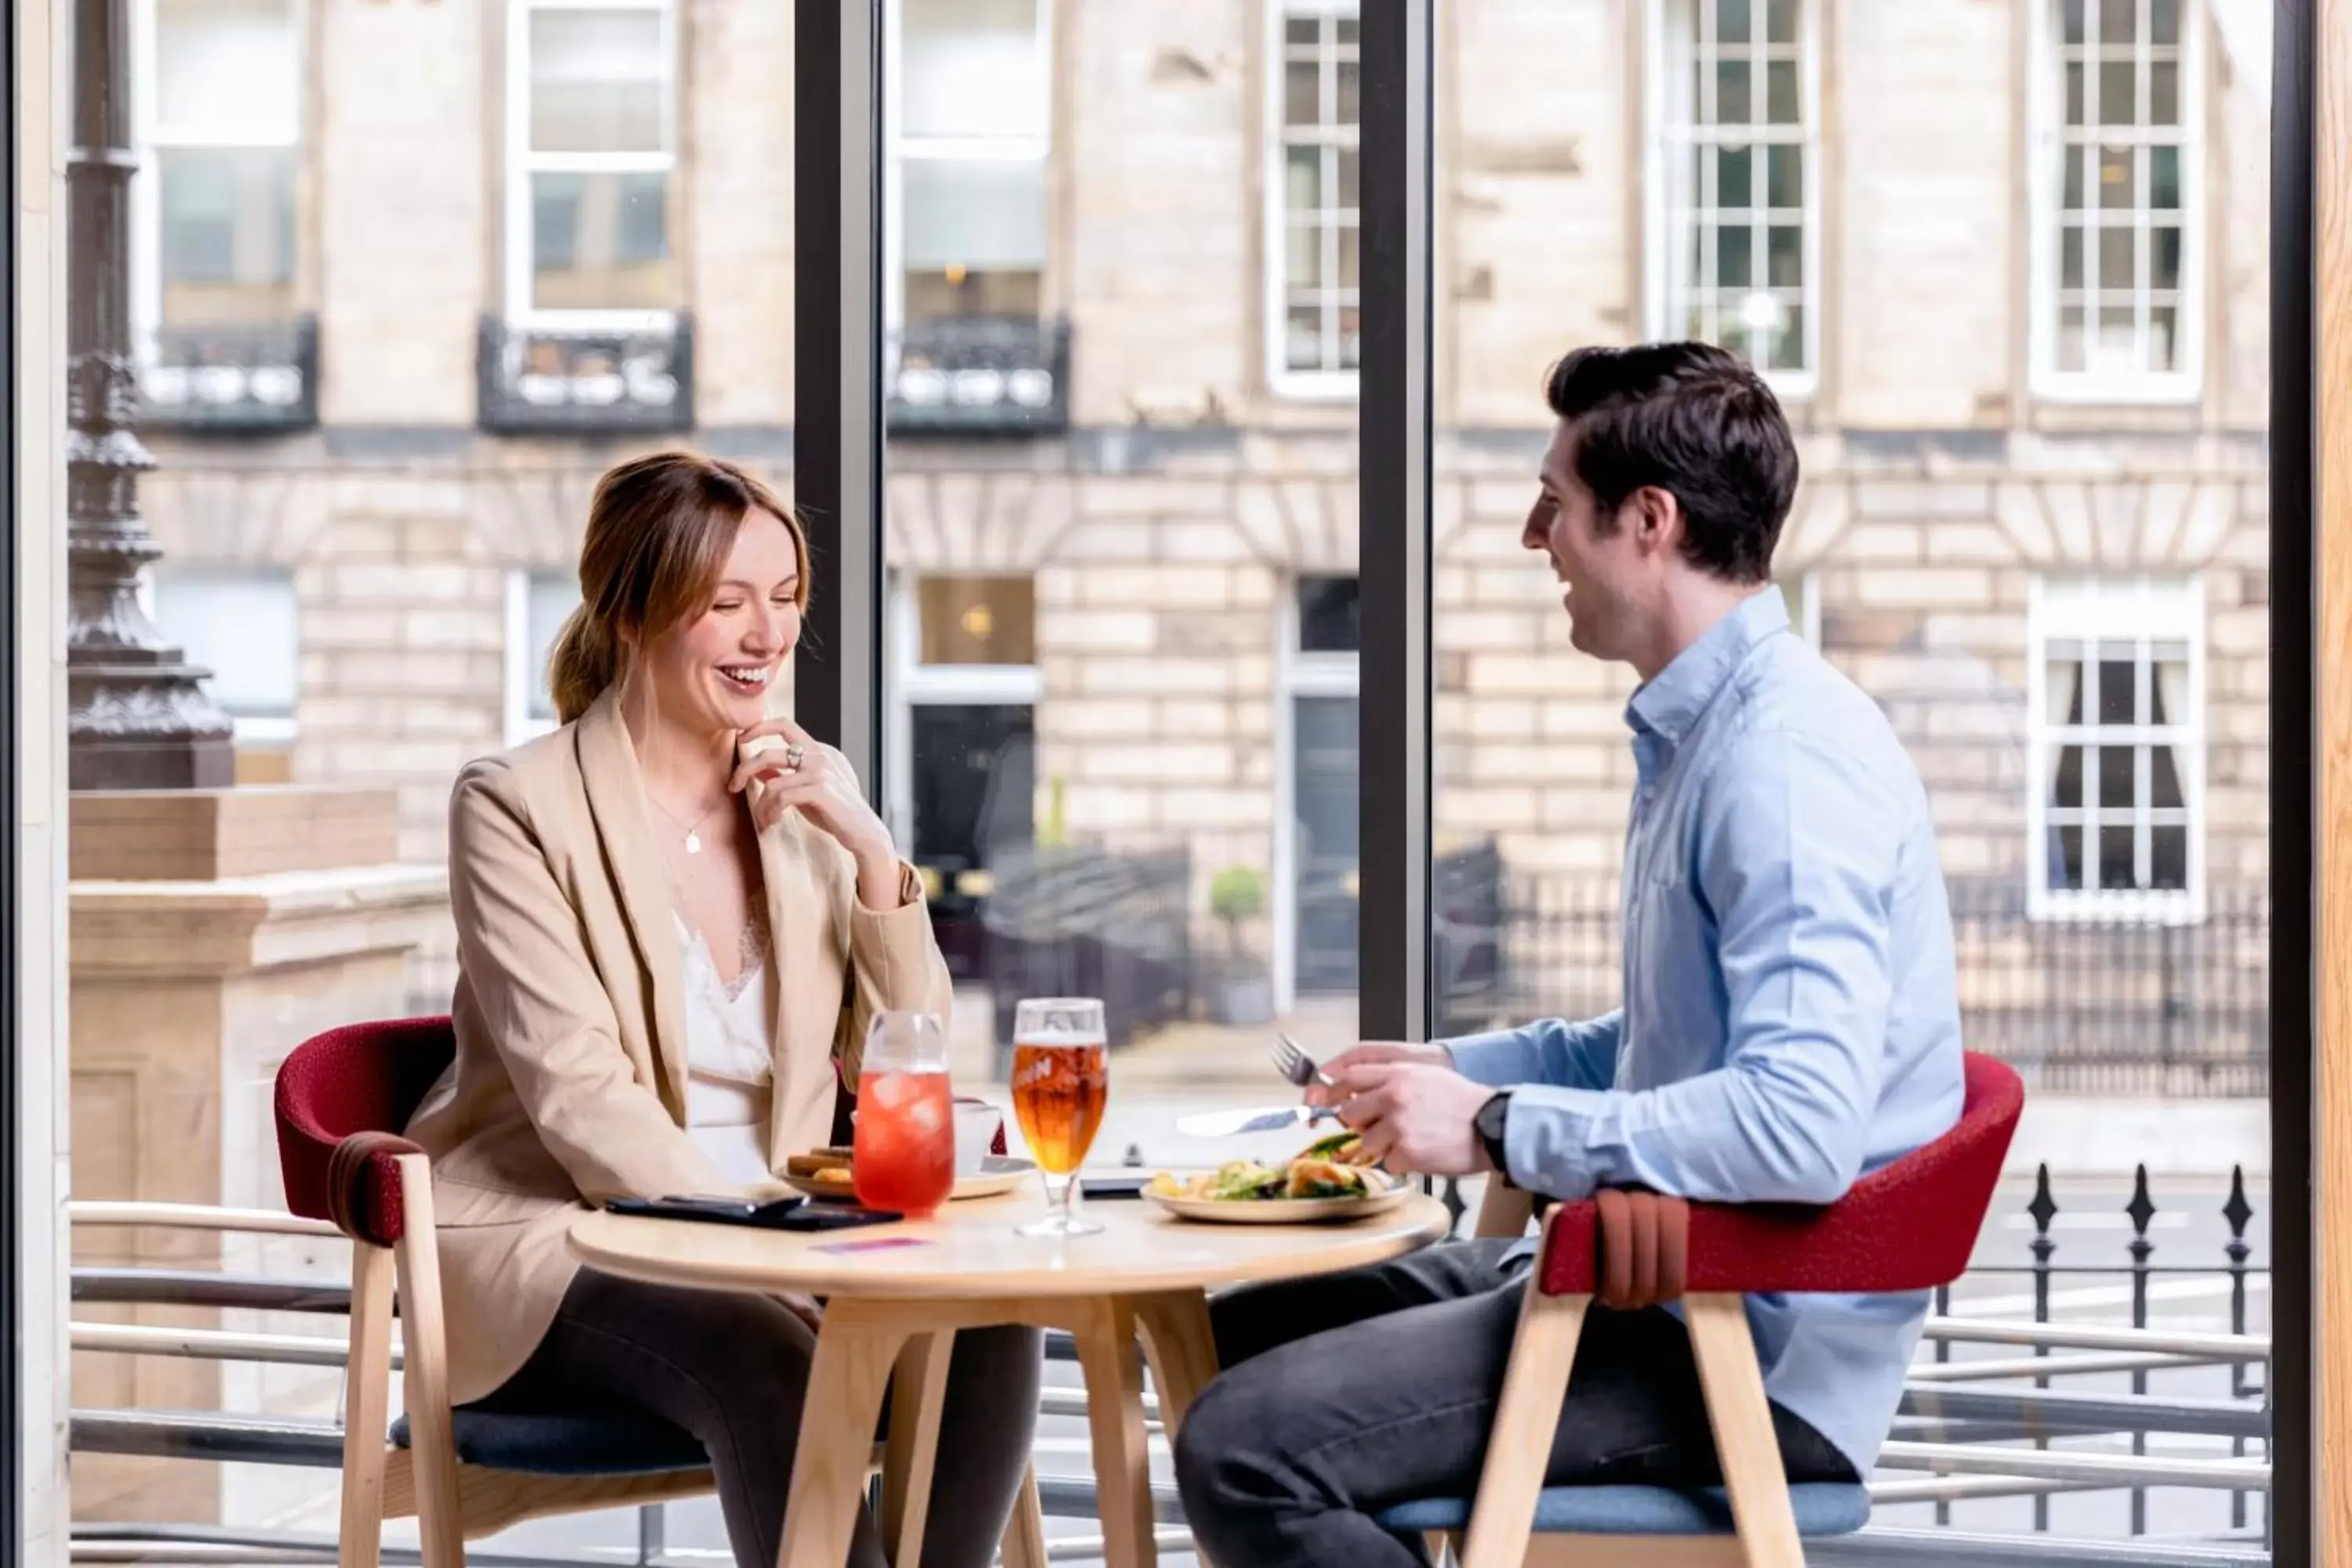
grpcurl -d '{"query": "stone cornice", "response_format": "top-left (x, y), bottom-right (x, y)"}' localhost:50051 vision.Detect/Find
top-left (68, 864), bottom-right (449, 979)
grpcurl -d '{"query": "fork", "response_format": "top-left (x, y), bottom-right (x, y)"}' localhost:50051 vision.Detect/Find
top-left (1271, 1033), bottom-right (1335, 1091)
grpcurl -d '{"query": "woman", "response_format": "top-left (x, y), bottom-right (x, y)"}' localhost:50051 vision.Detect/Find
top-left (403, 450), bottom-right (1041, 1568)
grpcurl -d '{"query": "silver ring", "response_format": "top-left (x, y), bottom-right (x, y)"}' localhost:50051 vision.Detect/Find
top-left (783, 741), bottom-right (807, 771)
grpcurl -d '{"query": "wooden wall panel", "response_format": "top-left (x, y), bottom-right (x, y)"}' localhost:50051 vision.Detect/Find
top-left (2315, 0), bottom-right (2350, 1559)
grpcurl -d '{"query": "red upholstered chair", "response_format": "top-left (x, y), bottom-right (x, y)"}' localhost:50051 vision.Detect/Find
top-left (1383, 1050), bottom-right (2024, 1568)
top-left (274, 1017), bottom-right (1050, 1568)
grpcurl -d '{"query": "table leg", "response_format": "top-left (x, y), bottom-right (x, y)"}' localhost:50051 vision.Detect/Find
top-left (1132, 1290), bottom-right (1224, 1567)
top-left (778, 1302), bottom-right (906, 1568)
top-left (1068, 1297), bottom-right (1156, 1568)
top-left (1132, 1290), bottom-right (1219, 1440)
top-left (880, 1330), bottom-right (954, 1566)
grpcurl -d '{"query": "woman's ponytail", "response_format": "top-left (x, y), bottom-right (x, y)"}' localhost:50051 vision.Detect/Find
top-left (546, 601), bottom-right (620, 725)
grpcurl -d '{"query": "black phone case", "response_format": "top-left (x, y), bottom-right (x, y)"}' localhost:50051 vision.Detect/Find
top-left (604, 1195), bottom-right (808, 1229)
top-left (778, 1205), bottom-right (902, 1231)
top-left (1080, 1174), bottom-right (1150, 1200)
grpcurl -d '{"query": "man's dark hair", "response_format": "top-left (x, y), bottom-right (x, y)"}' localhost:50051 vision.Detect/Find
top-left (1543, 342), bottom-right (1799, 585)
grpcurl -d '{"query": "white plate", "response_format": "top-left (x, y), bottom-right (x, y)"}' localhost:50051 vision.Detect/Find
top-left (1144, 1182), bottom-right (1414, 1225)
top-left (782, 1156), bottom-right (1036, 1203)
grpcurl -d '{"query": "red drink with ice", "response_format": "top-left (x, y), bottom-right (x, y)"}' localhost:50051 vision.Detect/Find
top-left (853, 1068), bottom-right (955, 1217)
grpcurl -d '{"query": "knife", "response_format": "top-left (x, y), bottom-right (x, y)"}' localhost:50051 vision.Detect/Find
top-left (1174, 1105), bottom-right (1342, 1138)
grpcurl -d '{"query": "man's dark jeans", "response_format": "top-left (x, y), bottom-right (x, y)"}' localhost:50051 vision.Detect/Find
top-left (1171, 1239), bottom-right (1857, 1567)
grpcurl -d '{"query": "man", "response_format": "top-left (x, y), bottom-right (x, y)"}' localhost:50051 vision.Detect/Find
top-left (1171, 341), bottom-right (1965, 1566)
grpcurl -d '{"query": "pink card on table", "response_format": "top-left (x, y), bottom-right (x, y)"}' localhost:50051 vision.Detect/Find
top-left (811, 1236), bottom-right (932, 1256)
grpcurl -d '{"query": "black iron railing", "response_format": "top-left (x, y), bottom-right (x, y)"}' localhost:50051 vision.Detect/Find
top-left (887, 314), bottom-right (1070, 435)
top-left (477, 313), bottom-right (695, 435)
top-left (1436, 868), bottom-right (2271, 1098)
top-left (136, 314), bottom-right (319, 434)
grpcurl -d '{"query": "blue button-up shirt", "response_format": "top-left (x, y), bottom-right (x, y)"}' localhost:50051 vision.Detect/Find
top-left (1445, 589), bottom-right (1964, 1474)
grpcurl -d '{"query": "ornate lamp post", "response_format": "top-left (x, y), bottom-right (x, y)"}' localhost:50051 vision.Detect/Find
top-left (64, 0), bottom-right (232, 790)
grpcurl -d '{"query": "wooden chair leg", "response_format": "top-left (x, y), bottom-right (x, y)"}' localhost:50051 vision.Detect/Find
top-left (1470, 1179), bottom-right (1537, 1242)
top-left (1684, 1293), bottom-right (1806, 1568)
top-left (880, 1330), bottom-right (955, 1566)
top-left (391, 1153), bottom-right (466, 1568)
top-left (998, 1464), bottom-right (1050, 1568)
top-left (1457, 1282), bottom-right (1587, 1568)
top-left (339, 1242), bottom-right (397, 1568)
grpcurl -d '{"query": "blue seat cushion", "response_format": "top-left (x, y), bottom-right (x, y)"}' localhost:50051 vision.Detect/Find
top-left (1374, 1482), bottom-right (1870, 1537)
top-left (389, 1408), bottom-right (707, 1478)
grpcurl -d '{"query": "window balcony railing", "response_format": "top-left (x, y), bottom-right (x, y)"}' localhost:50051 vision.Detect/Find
top-left (477, 313), bottom-right (695, 437)
top-left (887, 314), bottom-right (1071, 436)
top-left (135, 314), bottom-right (320, 435)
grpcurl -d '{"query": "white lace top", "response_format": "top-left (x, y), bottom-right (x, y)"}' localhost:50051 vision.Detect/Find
top-left (673, 912), bottom-right (777, 1188)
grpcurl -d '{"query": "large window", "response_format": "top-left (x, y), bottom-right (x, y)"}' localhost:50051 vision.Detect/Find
top-left (506, 0), bottom-right (677, 320)
top-left (887, 0), bottom-right (1051, 330)
top-left (887, 576), bottom-right (1043, 985)
top-left (1647, 0), bottom-right (1818, 389)
top-left (1268, 1), bottom-right (1362, 396)
top-left (2031, 0), bottom-right (2202, 397)
top-left (505, 569), bottom-right (581, 745)
top-left (147, 565), bottom-right (299, 781)
top-left (2027, 575), bottom-right (2206, 920)
top-left (132, 0), bottom-right (299, 334)
top-left (1281, 577), bottom-right (1362, 1005)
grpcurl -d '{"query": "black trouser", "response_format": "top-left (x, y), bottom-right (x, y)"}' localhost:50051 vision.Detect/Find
top-left (478, 1269), bottom-right (1042, 1568)
top-left (1171, 1239), bottom-right (1856, 1567)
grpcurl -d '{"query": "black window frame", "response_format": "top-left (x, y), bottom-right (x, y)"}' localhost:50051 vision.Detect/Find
top-left (771, 0), bottom-right (2327, 1551)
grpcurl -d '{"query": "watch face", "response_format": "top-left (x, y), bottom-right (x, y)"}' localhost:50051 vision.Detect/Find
top-left (1478, 1092), bottom-right (1510, 1138)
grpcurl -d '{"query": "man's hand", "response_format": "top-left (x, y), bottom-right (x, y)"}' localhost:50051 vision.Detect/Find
top-left (1305, 1040), bottom-right (1454, 1107)
top-left (1328, 1060), bottom-right (1496, 1178)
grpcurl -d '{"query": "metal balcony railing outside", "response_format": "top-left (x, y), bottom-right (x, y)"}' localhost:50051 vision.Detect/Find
top-left (477, 314), bottom-right (695, 436)
top-left (887, 314), bottom-right (1071, 436)
top-left (135, 314), bottom-right (320, 435)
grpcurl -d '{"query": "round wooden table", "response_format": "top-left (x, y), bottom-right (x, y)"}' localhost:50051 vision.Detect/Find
top-left (569, 1188), bottom-right (1453, 1568)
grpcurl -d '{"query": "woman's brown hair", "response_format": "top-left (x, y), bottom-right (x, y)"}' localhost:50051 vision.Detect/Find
top-left (546, 451), bottom-right (813, 724)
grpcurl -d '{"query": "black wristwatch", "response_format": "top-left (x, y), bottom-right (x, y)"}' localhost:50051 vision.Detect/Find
top-left (1473, 1090), bottom-right (1514, 1174)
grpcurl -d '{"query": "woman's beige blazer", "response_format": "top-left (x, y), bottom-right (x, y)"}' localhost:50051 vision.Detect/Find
top-left (404, 688), bottom-right (952, 1405)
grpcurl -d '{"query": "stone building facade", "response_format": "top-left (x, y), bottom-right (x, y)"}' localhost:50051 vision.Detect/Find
top-left (133, 0), bottom-right (2271, 1028)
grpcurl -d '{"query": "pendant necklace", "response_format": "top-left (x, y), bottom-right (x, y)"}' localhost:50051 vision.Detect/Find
top-left (649, 793), bottom-right (723, 855)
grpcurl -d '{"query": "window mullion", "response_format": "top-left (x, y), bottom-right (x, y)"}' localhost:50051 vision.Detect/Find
top-left (1356, 0), bottom-right (1432, 1041)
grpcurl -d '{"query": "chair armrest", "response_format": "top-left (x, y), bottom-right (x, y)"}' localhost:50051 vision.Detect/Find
top-left (302, 1131), bottom-right (420, 1249)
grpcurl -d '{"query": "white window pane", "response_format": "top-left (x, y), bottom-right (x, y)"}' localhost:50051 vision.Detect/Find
top-left (2040, 0), bottom-right (2196, 385)
top-left (156, 0), bottom-right (297, 140)
top-left (527, 574), bottom-right (580, 722)
top-left (1658, 0), bottom-right (1813, 380)
top-left (530, 8), bottom-right (667, 154)
top-left (902, 158), bottom-right (1047, 271)
top-left (151, 569), bottom-right (297, 720)
top-left (900, 0), bottom-right (1045, 141)
top-left (532, 170), bottom-right (676, 310)
top-left (158, 148), bottom-right (296, 327)
top-left (2030, 577), bottom-right (2205, 911)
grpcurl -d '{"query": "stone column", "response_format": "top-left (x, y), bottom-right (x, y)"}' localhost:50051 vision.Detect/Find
top-left (67, 789), bottom-right (448, 1526)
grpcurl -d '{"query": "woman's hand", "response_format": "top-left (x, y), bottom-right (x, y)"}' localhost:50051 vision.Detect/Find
top-left (729, 717), bottom-right (905, 909)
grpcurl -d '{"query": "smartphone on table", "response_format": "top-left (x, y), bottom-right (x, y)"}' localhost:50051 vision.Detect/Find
top-left (604, 1194), bottom-right (902, 1232)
